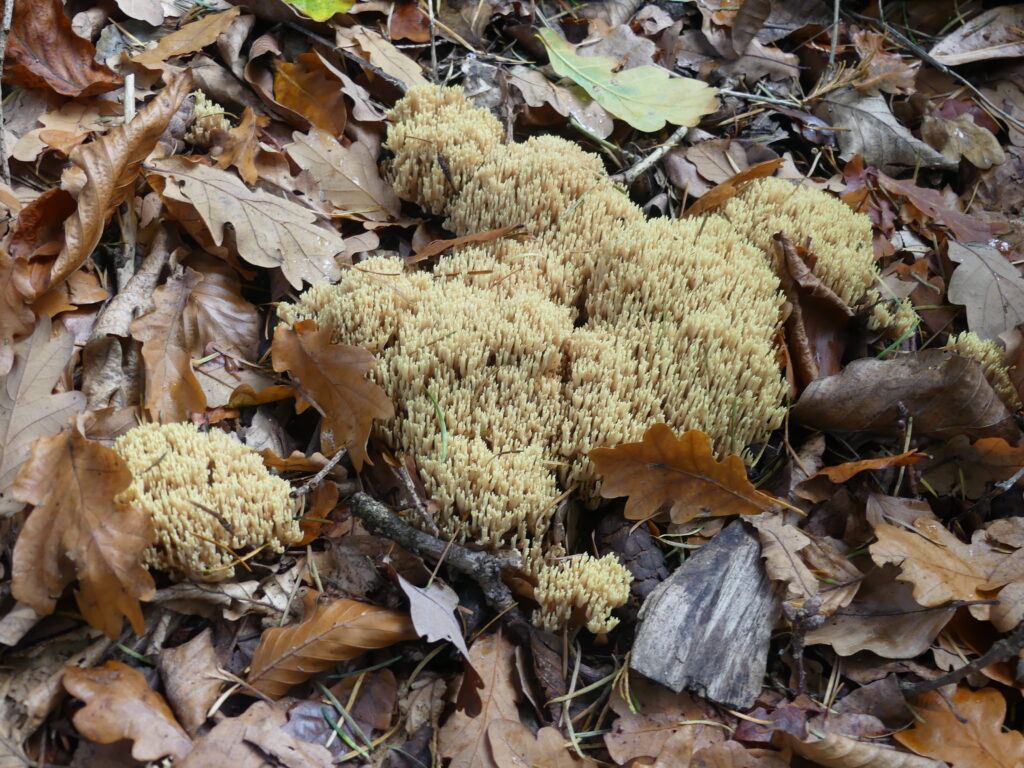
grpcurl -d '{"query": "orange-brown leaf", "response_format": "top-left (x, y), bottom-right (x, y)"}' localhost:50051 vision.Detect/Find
top-left (48, 72), bottom-right (192, 295)
top-left (131, 8), bottom-right (242, 71)
top-left (894, 686), bottom-right (1024, 768)
top-left (5, 0), bottom-right (121, 96)
top-left (271, 320), bottom-right (394, 470)
top-left (11, 424), bottom-right (155, 638)
top-left (409, 225), bottom-right (521, 265)
top-left (63, 661), bottom-right (192, 761)
top-left (814, 450), bottom-right (927, 483)
top-left (247, 591), bottom-right (416, 698)
top-left (590, 424), bottom-right (772, 523)
top-left (683, 158), bottom-right (783, 217)
top-left (212, 107), bottom-right (267, 185)
top-left (274, 53), bottom-right (347, 137)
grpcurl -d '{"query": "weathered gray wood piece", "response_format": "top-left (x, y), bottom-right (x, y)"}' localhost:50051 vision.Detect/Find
top-left (630, 520), bottom-right (780, 709)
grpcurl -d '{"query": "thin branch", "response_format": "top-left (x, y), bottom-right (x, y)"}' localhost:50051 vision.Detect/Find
top-left (900, 619), bottom-right (1024, 698)
top-left (348, 491), bottom-right (524, 618)
top-left (609, 124), bottom-right (690, 185)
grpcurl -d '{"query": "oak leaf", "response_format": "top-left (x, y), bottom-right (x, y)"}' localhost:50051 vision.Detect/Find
top-left (438, 632), bottom-right (520, 768)
top-left (63, 661), bottom-right (192, 762)
top-left (274, 53), bottom-right (347, 137)
top-left (247, 590), bottom-right (416, 698)
top-left (131, 8), bottom-right (242, 71)
top-left (947, 240), bottom-right (1024, 341)
top-left (789, 731), bottom-right (943, 768)
top-left (271, 320), bottom-right (394, 470)
top-left (590, 424), bottom-right (772, 523)
top-left (5, 0), bottom-right (121, 97)
top-left (488, 720), bottom-right (595, 768)
top-left (287, 130), bottom-right (401, 221)
top-left (894, 686), bottom-right (1024, 768)
top-left (0, 316), bottom-right (86, 515)
top-left (870, 518), bottom-right (1002, 620)
top-left (146, 156), bottom-right (344, 289)
top-left (49, 73), bottom-right (192, 294)
top-left (11, 424), bottom-right (155, 639)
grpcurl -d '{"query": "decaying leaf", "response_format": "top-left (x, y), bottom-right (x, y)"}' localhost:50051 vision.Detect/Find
top-left (63, 661), bottom-right (192, 762)
top-left (5, 0), bottom-right (121, 97)
top-left (895, 686), bottom-right (1024, 768)
top-left (929, 6), bottom-right (1024, 66)
top-left (0, 316), bottom-right (86, 516)
top-left (789, 730), bottom-right (944, 768)
top-left (274, 53), bottom-right (347, 137)
top-left (488, 720), bottom-right (594, 768)
top-left (921, 114), bottom-right (1006, 169)
top-left (920, 435), bottom-right (1024, 498)
top-left (271, 320), bottom-right (394, 470)
top-left (791, 350), bottom-right (1021, 444)
top-left (537, 29), bottom-right (719, 132)
top-left (852, 30), bottom-right (920, 95)
top-left (0, 248), bottom-right (35, 377)
top-left (157, 628), bottom-right (223, 736)
top-left (397, 573), bottom-right (469, 658)
top-left (131, 7), bottom-right (242, 71)
top-left (816, 88), bottom-right (957, 174)
top-left (813, 451), bottom-right (927, 483)
top-left (438, 632), bottom-right (519, 768)
top-left (146, 156), bottom-right (344, 289)
top-left (247, 590), bottom-right (416, 698)
top-left (506, 65), bottom-right (614, 139)
top-left (947, 240), bottom-right (1024, 341)
top-left (11, 424), bottom-right (155, 638)
top-left (410, 225), bottom-right (520, 264)
top-left (590, 424), bottom-right (773, 523)
top-left (286, 130), bottom-right (401, 221)
top-left (49, 73), bottom-right (192, 295)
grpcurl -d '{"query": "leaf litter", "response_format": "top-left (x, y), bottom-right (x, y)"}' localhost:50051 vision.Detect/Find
top-left (1, 2), bottom-right (1024, 767)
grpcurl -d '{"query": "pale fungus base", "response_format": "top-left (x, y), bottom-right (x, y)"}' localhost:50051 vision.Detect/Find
top-left (280, 84), bottom-right (921, 634)
top-left (113, 422), bottom-right (302, 581)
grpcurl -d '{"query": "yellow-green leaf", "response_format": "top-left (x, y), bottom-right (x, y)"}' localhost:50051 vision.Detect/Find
top-left (280, 0), bottom-right (354, 22)
top-left (537, 29), bottom-right (719, 133)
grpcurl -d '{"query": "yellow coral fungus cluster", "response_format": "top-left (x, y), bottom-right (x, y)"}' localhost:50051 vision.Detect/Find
top-left (185, 91), bottom-right (230, 147)
top-left (945, 331), bottom-right (1022, 411)
top-left (113, 422), bottom-right (302, 581)
top-left (280, 84), bottom-right (919, 633)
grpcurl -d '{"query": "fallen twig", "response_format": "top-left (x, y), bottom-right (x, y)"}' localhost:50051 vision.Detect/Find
top-left (348, 491), bottom-right (524, 618)
top-left (609, 124), bottom-right (690, 185)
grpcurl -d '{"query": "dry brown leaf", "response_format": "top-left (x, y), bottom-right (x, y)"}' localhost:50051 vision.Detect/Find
top-left (488, 720), bottom-right (595, 768)
top-left (438, 632), bottom-right (520, 768)
top-left (146, 156), bottom-right (344, 289)
top-left (788, 730), bottom-right (944, 767)
top-left (929, 6), bottom-right (1024, 66)
top-left (506, 65), bottom-right (613, 140)
top-left (271, 320), bottom-right (393, 470)
top-left (11, 423), bottom-right (155, 638)
top-left (814, 450), bottom-right (927, 483)
top-left (691, 740), bottom-right (790, 768)
top-left (0, 316), bottom-right (86, 515)
top-left (947, 240), bottom-right (1024, 341)
top-left (286, 131), bottom-right (401, 222)
top-left (334, 26), bottom-right (428, 88)
top-left (177, 699), bottom-right (333, 768)
top-left (131, 8), bottom-right (242, 71)
top-left (790, 349), bottom-right (1021, 444)
top-left (870, 518), bottom-right (1001, 620)
top-left (409, 225), bottom-right (520, 264)
top-left (247, 590), bottom-right (416, 698)
top-left (63, 660), bottom-right (192, 761)
top-left (0, 249), bottom-right (35, 378)
top-left (921, 114), bottom-right (1005, 169)
top-left (4, 0), bottom-right (121, 97)
top-left (274, 53), bottom-right (347, 137)
top-left (157, 628), bottom-right (223, 736)
top-left (590, 424), bottom-right (773, 524)
top-left (130, 268), bottom-right (207, 422)
top-left (397, 573), bottom-right (469, 657)
top-left (875, 172), bottom-right (1006, 243)
top-left (683, 158), bottom-right (783, 217)
top-left (48, 73), bottom-right (192, 295)
top-left (919, 435), bottom-right (1024, 498)
top-left (211, 107), bottom-right (266, 185)
top-left (895, 686), bottom-right (1024, 768)
top-left (852, 30), bottom-right (919, 95)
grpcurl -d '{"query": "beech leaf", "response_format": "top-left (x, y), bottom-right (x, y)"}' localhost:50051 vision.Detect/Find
top-left (947, 240), bottom-right (1024, 340)
top-left (11, 423), bottom-right (155, 639)
top-left (537, 29), bottom-right (719, 132)
top-left (589, 424), bottom-right (772, 523)
top-left (146, 156), bottom-right (344, 289)
top-left (274, 53), bottom-right (347, 137)
top-left (895, 686), bottom-right (1024, 768)
top-left (63, 661), bottom-right (192, 762)
top-left (271, 320), bottom-right (394, 470)
top-left (247, 590), bottom-right (416, 698)
top-left (0, 317), bottom-right (86, 516)
top-left (131, 8), bottom-right (242, 71)
top-left (50, 73), bottom-right (192, 294)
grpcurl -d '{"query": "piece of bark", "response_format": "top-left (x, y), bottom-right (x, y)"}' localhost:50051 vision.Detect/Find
top-left (630, 520), bottom-right (779, 709)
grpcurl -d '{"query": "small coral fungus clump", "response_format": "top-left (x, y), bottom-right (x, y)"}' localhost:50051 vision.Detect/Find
top-left (113, 422), bottom-right (302, 581)
top-left (279, 84), bottom-right (917, 633)
top-left (945, 331), bottom-right (1023, 412)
